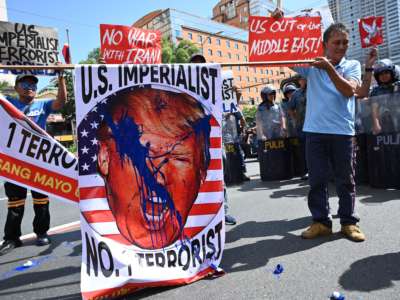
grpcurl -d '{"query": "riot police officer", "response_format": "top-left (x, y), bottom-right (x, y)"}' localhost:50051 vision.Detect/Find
top-left (370, 59), bottom-right (400, 134)
top-left (256, 86), bottom-right (287, 140)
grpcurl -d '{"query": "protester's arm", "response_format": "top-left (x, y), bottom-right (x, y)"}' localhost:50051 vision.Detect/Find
top-left (312, 57), bottom-right (360, 98)
top-left (51, 71), bottom-right (67, 111)
top-left (356, 48), bottom-right (377, 99)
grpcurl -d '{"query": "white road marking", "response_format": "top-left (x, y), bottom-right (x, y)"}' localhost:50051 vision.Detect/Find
top-left (19, 221), bottom-right (81, 241)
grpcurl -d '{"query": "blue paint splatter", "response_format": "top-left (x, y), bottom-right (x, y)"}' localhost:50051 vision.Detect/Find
top-left (102, 101), bottom-right (211, 248)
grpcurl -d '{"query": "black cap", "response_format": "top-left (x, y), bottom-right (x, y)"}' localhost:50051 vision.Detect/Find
top-left (190, 53), bottom-right (206, 63)
top-left (15, 74), bottom-right (39, 85)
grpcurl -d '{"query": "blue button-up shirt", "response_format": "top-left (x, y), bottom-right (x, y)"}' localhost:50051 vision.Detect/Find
top-left (294, 58), bottom-right (361, 136)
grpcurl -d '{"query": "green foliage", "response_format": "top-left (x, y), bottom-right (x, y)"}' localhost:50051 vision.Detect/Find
top-left (79, 47), bottom-right (101, 64)
top-left (242, 106), bottom-right (257, 125)
top-left (161, 38), bottom-right (199, 63)
top-left (67, 142), bottom-right (77, 154)
top-left (0, 80), bottom-right (17, 97)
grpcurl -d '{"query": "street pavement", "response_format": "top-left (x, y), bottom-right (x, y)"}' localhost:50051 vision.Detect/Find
top-left (0, 160), bottom-right (400, 300)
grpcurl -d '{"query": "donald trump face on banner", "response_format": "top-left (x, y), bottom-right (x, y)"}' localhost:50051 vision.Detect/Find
top-left (96, 87), bottom-right (211, 249)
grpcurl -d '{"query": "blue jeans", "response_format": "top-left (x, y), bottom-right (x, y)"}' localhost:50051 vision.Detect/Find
top-left (306, 133), bottom-right (359, 227)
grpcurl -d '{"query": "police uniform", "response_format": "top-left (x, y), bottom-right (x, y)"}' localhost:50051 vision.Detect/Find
top-left (288, 88), bottom-right (307, 137)
top-left (370, 81), bottom-right (400, 133)
top-left (3, 95), bottom-right (55, 243)
top-left (256, 102), bottom-right (284, 140)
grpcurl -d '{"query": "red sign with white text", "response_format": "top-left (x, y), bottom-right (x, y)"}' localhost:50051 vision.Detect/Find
top-left (100, 24), bottom-right (161, 64)
top-left (358, 16), bottom-right (384, 48)
top-left (248, 16), bottom-right (323, 64)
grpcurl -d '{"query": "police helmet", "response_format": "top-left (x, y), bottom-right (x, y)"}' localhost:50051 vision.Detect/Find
top-left (283, 84), bottom-right (297, 95)
top-left (260, 86), bottom-right (276, 101)
top-left (374, 59), bottom-right (398, 84)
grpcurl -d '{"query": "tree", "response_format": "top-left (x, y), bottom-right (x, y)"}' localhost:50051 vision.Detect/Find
top-left (0, 80), bottom-right (17, 98)
top-left (242, 106), bottom-right (257, 126)
top-left (162, 38), bottom-right (199, 63)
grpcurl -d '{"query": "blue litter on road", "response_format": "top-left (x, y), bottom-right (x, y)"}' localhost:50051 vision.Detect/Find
top-left (273, 264), bottom-right (284, 275)
top-left (330, 291), bottom-right (345, 300)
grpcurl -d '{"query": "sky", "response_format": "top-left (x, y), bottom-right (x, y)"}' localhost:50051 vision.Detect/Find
top-left (5, 0), bottom-right (329, 89)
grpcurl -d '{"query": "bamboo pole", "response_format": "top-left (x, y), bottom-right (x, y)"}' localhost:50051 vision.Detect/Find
top-left (0, 60), bottom-right (314, 71)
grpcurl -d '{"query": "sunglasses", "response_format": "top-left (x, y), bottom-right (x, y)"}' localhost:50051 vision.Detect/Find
top-left (19, 82), bottom-right (37, 91)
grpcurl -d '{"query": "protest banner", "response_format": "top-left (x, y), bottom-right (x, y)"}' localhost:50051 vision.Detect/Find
top-left (74, 63), bottom-right (224, 299)
top-left (358, 16), bottom-right (384, 48)
top-left (0, 96), bottom-right (78, 204)
top-left (100, 24), bottom-right (161, 64)
top-left (222, 70), bottom-right (238, 114)
top-left (0, 21), bottom-right (59, 76)
top-left (248, 16), bottom-right (323, 65)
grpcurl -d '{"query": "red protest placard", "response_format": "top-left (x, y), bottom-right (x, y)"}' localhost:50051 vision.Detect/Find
top-left (358, 16), bottom-right (384, 48)
top-left (100, 24), bottom-right (161, 64)
top-left (248, 16), bottom-right (323, 64)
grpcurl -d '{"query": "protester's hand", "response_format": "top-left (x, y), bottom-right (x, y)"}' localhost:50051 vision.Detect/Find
top-left (271, 8), bottom-right (284, 18)
top-left (311, 57), bottom-right (332, 70)
top-left (372, 123), bottom-right (382, 135)
top-left (365, 47), bottom-right (378, 68)
top-left (54, 61), bottom-right (65, 79)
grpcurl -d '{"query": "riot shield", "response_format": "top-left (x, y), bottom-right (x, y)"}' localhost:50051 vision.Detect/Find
top-left (258, 138), bottom-right (292, 181)
top-left (223, 143), bottom-right (243, 185)
top-left (256, 104), bottom-right (284, 141)
top-left (367, 92), bottom-right (400, 189)
top-left (222, 113), bottom-right (239, 144)
top-left (222, 114), bottom-right (243, 185)
top-left (354, 99), bottom-right (371, 184)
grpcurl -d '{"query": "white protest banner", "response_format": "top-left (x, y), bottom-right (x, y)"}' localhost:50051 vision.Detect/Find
top-left (74, 64), bottom-right (224, 299)
top-left (0, 96), bottom-right (78, 204)
top-left (222, 70), bottom-right (238, 114)
top-left (0, 21), bottom-right (59, 76)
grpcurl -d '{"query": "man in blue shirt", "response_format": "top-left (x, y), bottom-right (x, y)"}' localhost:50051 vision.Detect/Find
top-left (0, 73), bottom-right (67, 255)
top-left (273, 7), bottom-right (365, 242)
top-left (293, 23), bottom-right (365, 242)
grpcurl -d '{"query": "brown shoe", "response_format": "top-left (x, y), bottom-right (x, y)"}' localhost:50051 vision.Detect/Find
top-left (341, 225), bottom-right (365, 242)
top-left (301, 222), bottom-right (332, 239)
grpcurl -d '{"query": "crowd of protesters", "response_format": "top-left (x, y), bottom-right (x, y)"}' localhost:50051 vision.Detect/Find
top-left (0, 9), bottom-right (399, 258)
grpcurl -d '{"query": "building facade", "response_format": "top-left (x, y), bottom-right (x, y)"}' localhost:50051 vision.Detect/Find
top-left (134, 8), bottom-right (294, 105)
top-left (212, 0), bottom-right (282, 30)
top-left (328, 0), bottom-right (400, 65)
